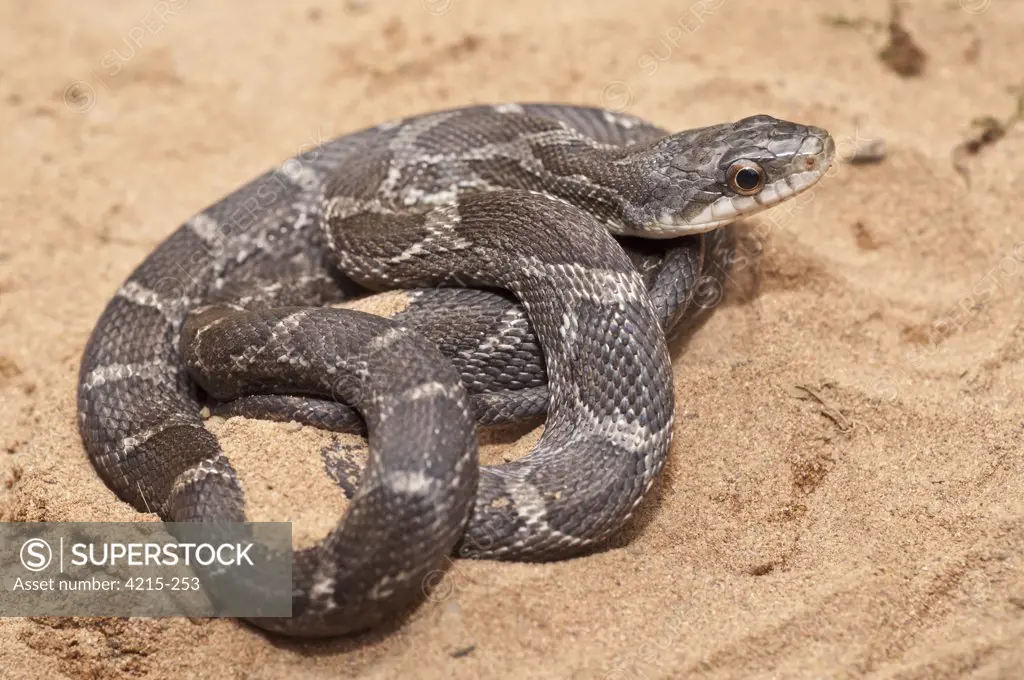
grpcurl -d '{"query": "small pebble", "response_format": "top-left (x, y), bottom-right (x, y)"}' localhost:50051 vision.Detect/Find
top-left (847, 138), bottom-right (887, 164)
top-left (450, 645), bottom-right (475, 658)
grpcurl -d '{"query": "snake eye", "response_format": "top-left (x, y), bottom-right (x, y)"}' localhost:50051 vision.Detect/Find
top-left (726, 161), bottom-right (765, 196)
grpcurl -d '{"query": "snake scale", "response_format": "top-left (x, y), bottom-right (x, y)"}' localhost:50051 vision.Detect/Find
top-left (76, 102), bottom-right (834, 636)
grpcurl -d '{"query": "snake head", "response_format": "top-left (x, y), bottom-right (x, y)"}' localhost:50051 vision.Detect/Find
top-left (621, 114), bottom-right (835, 237)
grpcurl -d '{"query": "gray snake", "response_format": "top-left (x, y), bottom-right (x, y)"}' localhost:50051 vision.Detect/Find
top-left (76, 103), bottom-right (834, 636)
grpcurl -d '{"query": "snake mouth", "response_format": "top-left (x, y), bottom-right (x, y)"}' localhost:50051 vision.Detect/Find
top-left (647, 128), bottom-right (836, 237)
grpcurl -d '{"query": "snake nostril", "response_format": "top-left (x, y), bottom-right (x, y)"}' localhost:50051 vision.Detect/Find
top-left (824, 135), bottom-right (836, 159)
top-left (804, 157), bottom-right (817, 170)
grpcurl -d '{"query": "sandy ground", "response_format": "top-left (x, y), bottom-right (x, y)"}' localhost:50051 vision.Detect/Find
top-left (2, 0), bottom-right (1024, 677)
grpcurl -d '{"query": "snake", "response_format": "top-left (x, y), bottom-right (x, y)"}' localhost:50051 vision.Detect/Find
top-left (76, 102), bottom-right (834, 637)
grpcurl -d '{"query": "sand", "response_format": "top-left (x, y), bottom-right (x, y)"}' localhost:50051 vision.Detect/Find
top-left (2, 0), bottom-right (1023, 677)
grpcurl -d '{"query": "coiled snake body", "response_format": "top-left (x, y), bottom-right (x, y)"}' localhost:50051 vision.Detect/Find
top-left (77, 103), bottom-right (834, 636)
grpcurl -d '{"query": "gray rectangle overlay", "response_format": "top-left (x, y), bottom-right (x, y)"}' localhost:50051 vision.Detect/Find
top-left (0, 522), bottom-right (292, 617)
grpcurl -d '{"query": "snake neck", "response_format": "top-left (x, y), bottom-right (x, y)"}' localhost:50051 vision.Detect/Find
top-left (492, 132), bottom-right (673, 235)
